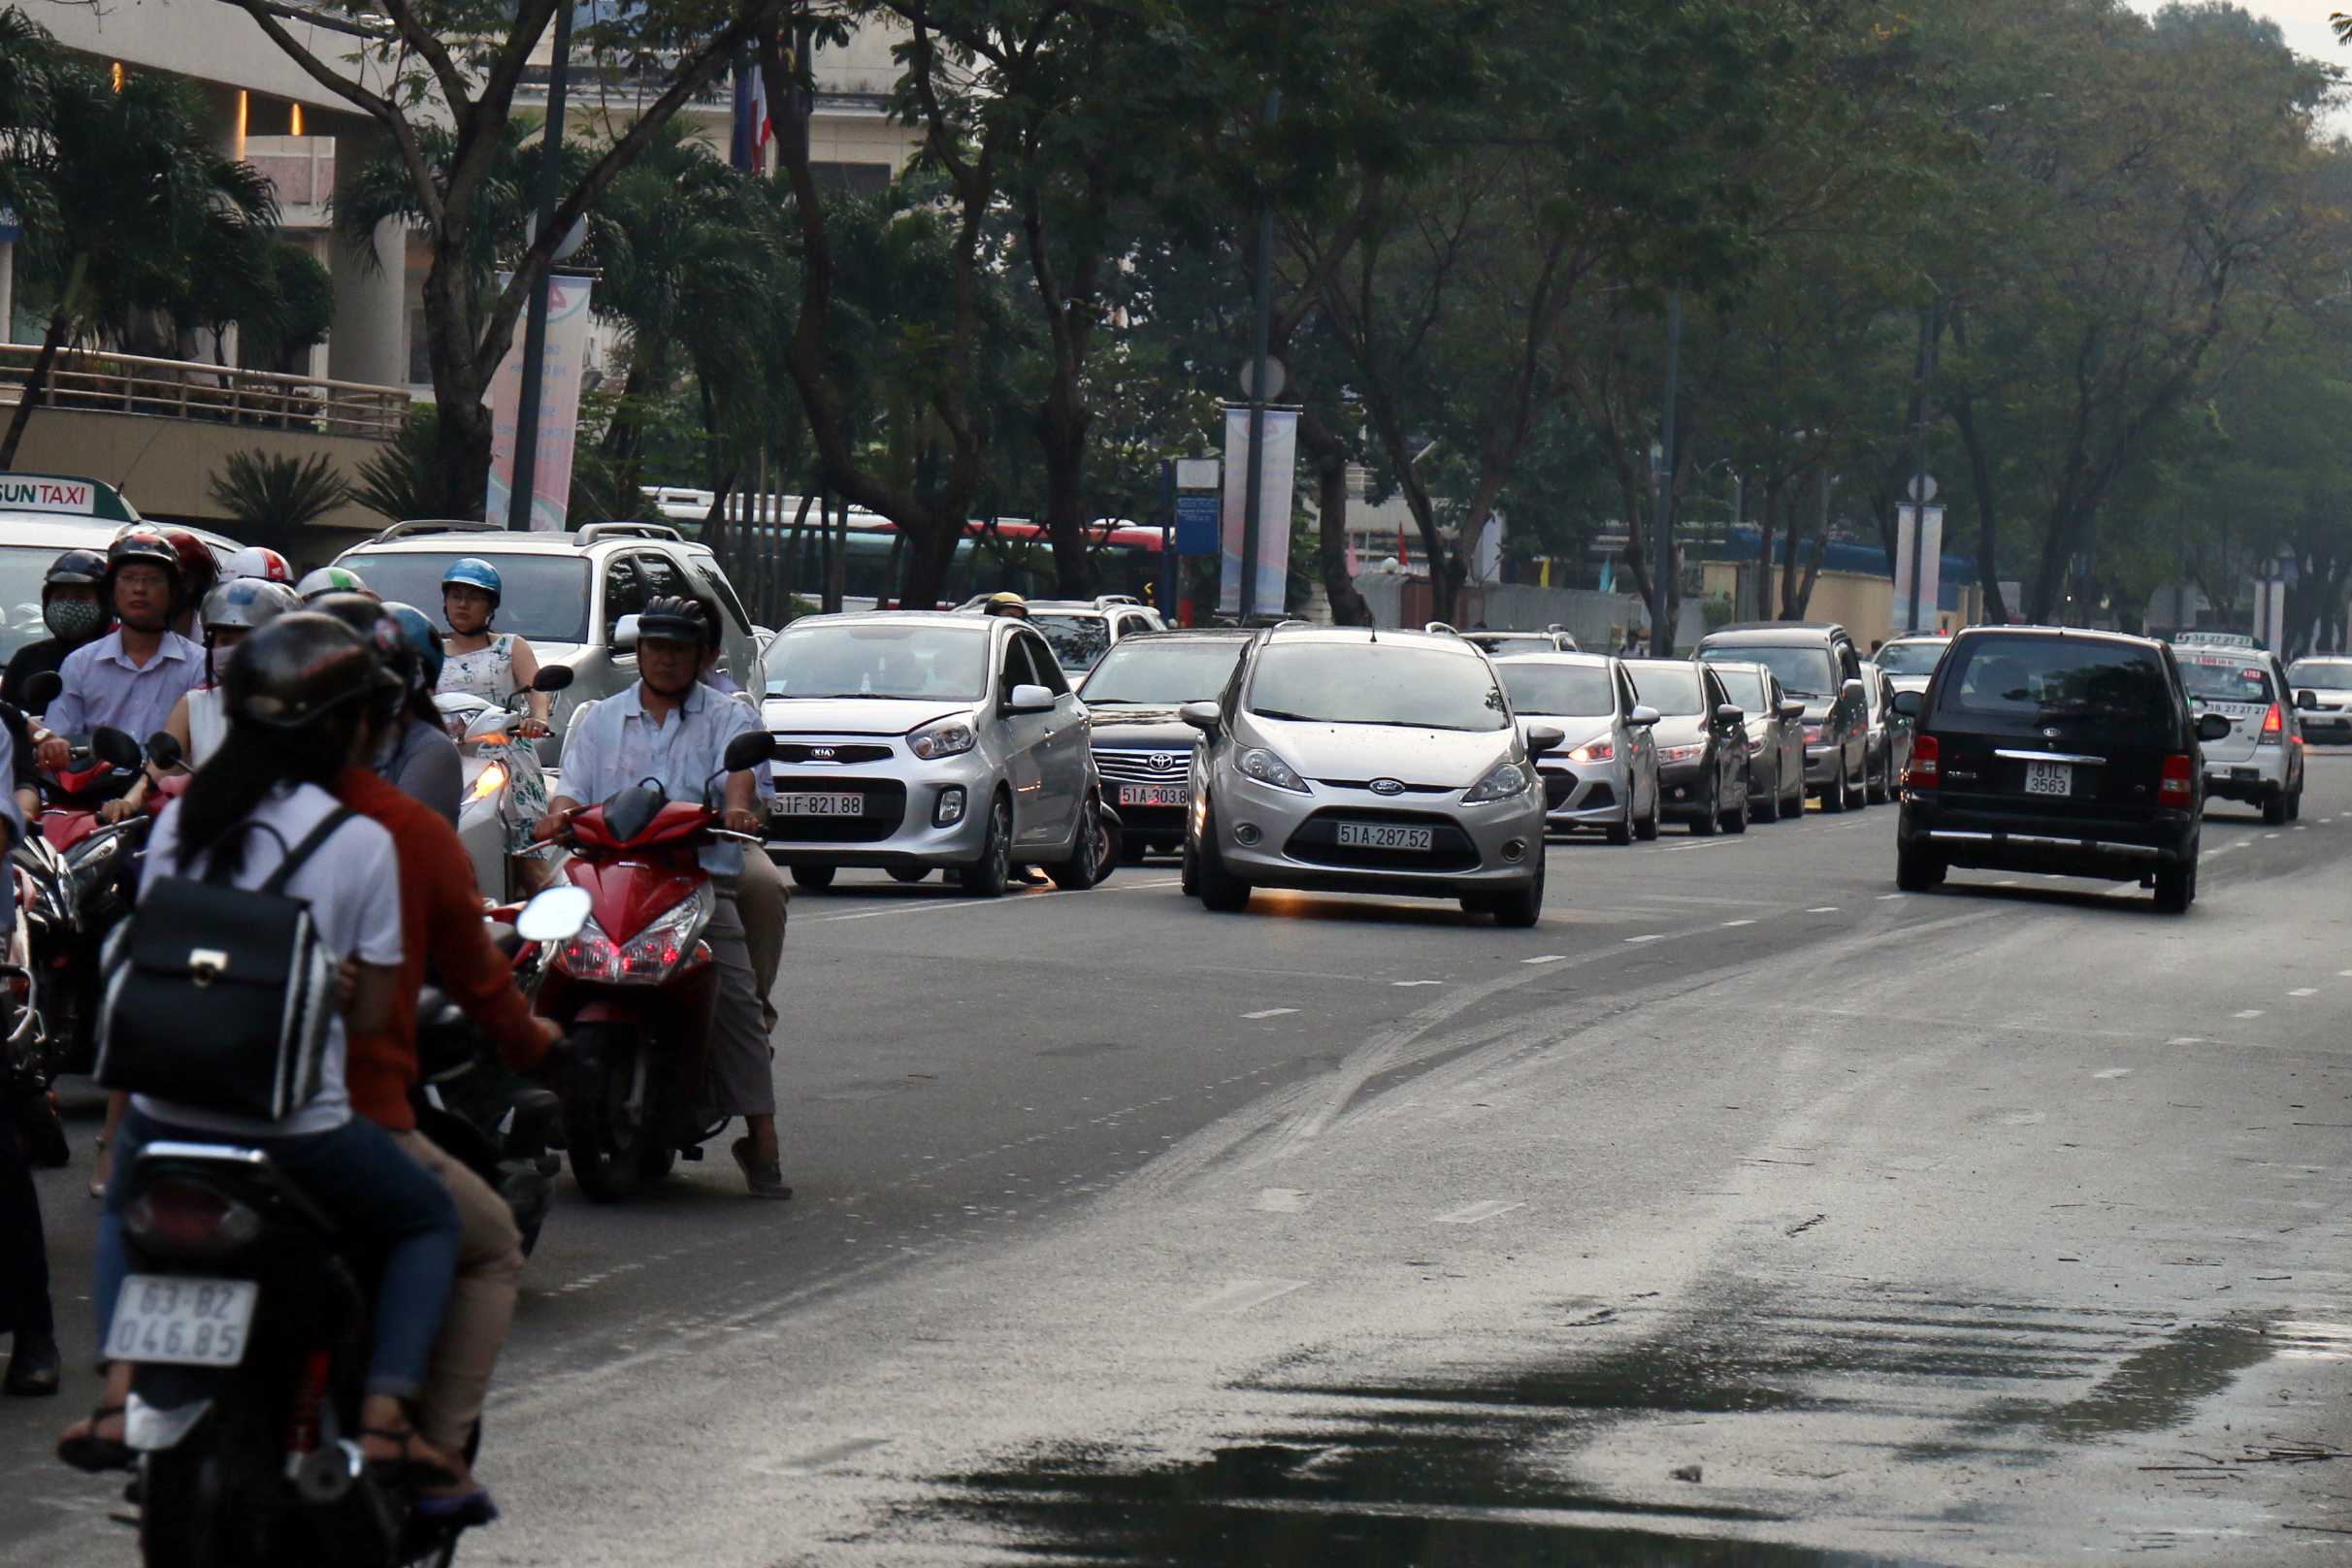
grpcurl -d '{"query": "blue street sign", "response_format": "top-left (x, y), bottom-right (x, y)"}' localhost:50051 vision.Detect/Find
top-left (0, 206), bottom-right (20, 243)
top-left (1174, 492), bottom-right (1221, 556)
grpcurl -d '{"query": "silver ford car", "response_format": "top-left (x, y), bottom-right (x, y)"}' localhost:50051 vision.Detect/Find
top-left (757, 612), bottom-right (1105, 896)
top-left (1180, 626), bottom-right (1560, 927)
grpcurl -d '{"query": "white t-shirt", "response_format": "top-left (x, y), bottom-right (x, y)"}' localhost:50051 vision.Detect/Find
top-left (185, 686), bottom-right (229, 768)
top-left (131, 782), bottom-right (404, 1138)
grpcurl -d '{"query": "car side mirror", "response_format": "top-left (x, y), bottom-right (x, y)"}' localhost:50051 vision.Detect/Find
top-left (143, 731), bottom-right (184, 772)
top-left (722, 730), bottom-right (777, 771)
top-left (1627, 704), bottom-right (1660, 728)
top-left (1006, 682), bottom-right (1056, 715)
top-left (1891, 690), bottom-right (1924, 719)
top-left (534, 664), bottom-right (576, 694)
top-left (515, 884), bottom-right (593, 944)
top-left (1524, 723), bottom-right (1566, 758)
top-left (2197, 711), bottom-right (2234, 742)
top-left (611, 613), bottom-right (639, 653)
top-left (1841, 677), bottom-right (1867, 704)
top-left (1778, 699), bottom-right (1805, 720)
top-left (2297, 688), bottom-right (2320, 711)
top-left (1178, 700), bottom-right (1222, 733)
top-left (21, 670), bottom-right (61, 708)
top-left (90, 727), bottom-right (142, 770)
top-left (1715, 703), bottom-right (1745, 726)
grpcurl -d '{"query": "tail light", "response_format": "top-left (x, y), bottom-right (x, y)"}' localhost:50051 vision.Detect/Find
top-left (1906, 734), bottom-right (1939, 788)
top-left (2259, 703), bottom-right (2283, 746)
top-left (124, 1178), bottom-right (261, 1259)
top-left (2160, 753), bottom-right (2195, 802)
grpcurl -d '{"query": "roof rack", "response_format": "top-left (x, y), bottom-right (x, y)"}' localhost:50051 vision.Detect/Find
top-left (1094, 594), bottom-right (1143, 607)
top-left (1424, 621), bottom-right (1460, 637)
top-left (368, 518), bottom-right (501, 543)
top-left (575, 522), bottom-right (684, 545)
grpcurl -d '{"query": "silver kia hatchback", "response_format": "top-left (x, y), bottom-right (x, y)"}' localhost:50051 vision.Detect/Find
top-left (1180, 626), bottom-right (1559, 926)
top-left (1491, 652), bottom-right (1662, 844)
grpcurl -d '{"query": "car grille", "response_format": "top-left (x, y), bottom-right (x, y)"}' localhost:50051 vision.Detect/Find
top-left (1540, 768), bottom-right (1578, 810)
top-left (767, 776), bottom-right (906, 841)
top-left (773, 741), bottom-right (894, 766)
top-left (1284, 808), bottom-right (1481, 872)
top-left (1094, 748), bottom-right (1190, 785)
top-left (1312, 778), bottom-right (1454, 794)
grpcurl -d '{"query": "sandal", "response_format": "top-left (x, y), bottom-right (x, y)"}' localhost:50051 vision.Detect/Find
top-left (87, 1136), bottom-right (110, 1200)
top-left (414, 1486), bottom-right (501, 1528)
top-left (360, 1424), bottom-right (462, 1488)
top-left (58, 1404), bottom-right (132, 1473)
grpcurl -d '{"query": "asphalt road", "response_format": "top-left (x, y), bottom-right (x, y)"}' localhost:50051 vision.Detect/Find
top-left (7, 758), bottom-right (2352, 1565)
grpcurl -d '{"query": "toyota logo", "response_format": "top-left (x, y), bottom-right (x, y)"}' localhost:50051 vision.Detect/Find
top-left (1370, 777), bottom-right (1405, 796)
top-left (1150, 752), bottom-right (1179, 773)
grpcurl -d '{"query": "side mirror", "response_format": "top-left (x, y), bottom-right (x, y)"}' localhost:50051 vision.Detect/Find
top-left (514, 884), bottom-right (593, 944)
top-left (2197, 711), bottom-right (2234, 742)
top-left (1627, 704), bottom-right (1660, 728)
top-left (2297, 688), bottom-right (2320, 711)
top-left (1841, 677), bottom-right (1867, 705)
top-left (1179, 700), bottom-right (1222, 733)
top-left (1006, 682), bottom-right (1056, 714)
top-left (534, 664), bottom-right (576, 694)
top-left (1778, 699), bottom-right (1806, 720)
top-left (21, 670), bottom-right (61, 708)
top-left (90, 727), bottom-right (142, 770)
top-left (1524, 723), bottom-right (1566, 758)
top-left (1715, 703), bottom-right (1746, 726)
top-left (1891, 690), bottom-right (1924, 719)
top-left (722, 730), bottom-right (777, 771)
top-left (144, 731), bottom-right (184, 772)
top-left (611, 613), bottom-right (639, 653)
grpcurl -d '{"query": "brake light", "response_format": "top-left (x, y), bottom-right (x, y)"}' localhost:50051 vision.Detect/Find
top-left (124, 1179), bottom-right (261, 1258)
top-left (1906, 734), bottom-right (1939, 788)
top-left (2160, 753), bottom-right (2194, 802)
top-left (2259, 703), bottom-right (2283, 746)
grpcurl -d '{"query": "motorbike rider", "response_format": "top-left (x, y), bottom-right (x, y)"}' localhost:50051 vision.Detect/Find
top-left (982, 591), bottom-right (1030, 620)
top-left (2, 549), bottom-right (110, 715)
top-left (158, 529), bottom-right (219, 640)
top-left (297, 564), bottom-right (375, 603)
top-left (687, 593), bottom-right (786, 1036)
top-left (57, 613), bottom-right (463, 1481)
top-left (376, 602), bottom-right (463, 826)
top-left (438, 560), bottom-right (552, 885)
top-left (536, 596), bottom-right (788, 1198)
top-left (0, 727), bottom-right (56, 1398)
top-left (313, 591), bottom-right (560, 1520)
top-left (222, 544), bottom-right (293, 584)
top-left (99, 576), bottom-right (302, 822)
top-left (35, 531), bottom-right (207, 774)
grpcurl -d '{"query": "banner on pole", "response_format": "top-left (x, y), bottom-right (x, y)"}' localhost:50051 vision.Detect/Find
top-left (1219, 406), bottom-right (1298, 616)
top-left (486, 274), bottom-right (596, 532)
top-left (1892, 503), bottom-right (1945, 634)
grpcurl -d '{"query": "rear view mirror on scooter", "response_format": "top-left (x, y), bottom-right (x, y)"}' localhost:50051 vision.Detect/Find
top-left (20, 670), bottom-right (61, 709)
top-left (532, 665), bottom-right (575, 695)
top-left (723, 730), bottom-right (777, 772)
top-left (514, 884), bottom-right (592, 944)
top-left (144, 732), bottom-right (183, 772)
top-left (89, 728), bottom-right (142, 770)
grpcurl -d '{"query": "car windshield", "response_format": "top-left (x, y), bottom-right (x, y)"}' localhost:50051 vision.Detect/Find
top-left (1497, 663), bottom-right (1615, 718)
top-left (1029, 613), bottom-right (1111, 674)
top-left (1246, 643), bottom-right (1508, 732)
top-left (2178, 658), bottom-right (2274, 703)
top-left (762, 620), bottom-right (989, 702)
top-left (339, 549), bottom-right (592, 644)
top-left (0, 544), bottom-right (78, 663)
top-left (1078, 638), bottom-right (1246, 705)
top-left (1700, 643), bottom-right (1836, 699)
top-left (1471, 635), bottom-right (1554, 659)
top-left (1713, 669), bottom-right (1767, 710)
top-left (2288, 659), bottom-right (2352, 688)
top-left (1940, 637), bottom-right (2171, 725)
top-left (1625, 664), bottom-right (1704, 715)
top-left (1875, 640), bottom-right (1946, 676)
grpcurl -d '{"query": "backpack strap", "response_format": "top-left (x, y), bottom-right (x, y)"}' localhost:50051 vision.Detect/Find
top-left (258, 807), bottom-right (357, 897)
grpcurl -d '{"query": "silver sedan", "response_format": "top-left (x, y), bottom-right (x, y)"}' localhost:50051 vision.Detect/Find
top-left (1493, 653), bottom-right (1661, 844)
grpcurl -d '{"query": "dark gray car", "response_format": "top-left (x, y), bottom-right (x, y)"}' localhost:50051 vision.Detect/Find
top-left (1623, 659), bottom-right (1750, 834)
top-left (1078, 630), bottom-right (1255, 860)
top-left (1697, 622), bottom-right (1872, 811)
top-left (1706, 661), bottom-right (1806, 823)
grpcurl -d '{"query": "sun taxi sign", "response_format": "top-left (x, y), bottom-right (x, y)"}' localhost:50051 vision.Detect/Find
top-left (0, 474), bottom-right (140, 523)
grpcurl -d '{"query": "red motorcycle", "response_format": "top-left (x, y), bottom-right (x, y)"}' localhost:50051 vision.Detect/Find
top-left (538, 731), bottom-right (774, 1200)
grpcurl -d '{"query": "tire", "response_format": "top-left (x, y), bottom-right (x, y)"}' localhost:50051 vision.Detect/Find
top-left (1819, 766), bottom-right (1846, 813)
top-left (2154, 856), bottom-right (2197, 914)
top-left (1724, 774), bottom-right (1748, 833)
top-left (789, 865), bottom-right (836, 892)
top-left (1895, 843), bottom-right (1944, 892)
top-left (1487, 852), bottom-right (1546, 929)
top-left (1091, 805), bottom-right (1121, 885)
top-left (1605, 812), bottom-right (1632, 846)
top-left (886, 866), bottom-right (931, 885)
top-left (2288, 787), bottom-right (2303, 822)
top-left (1868, 751), bottom-right (1893, 805)
top-left (139, 1395), bottom-right (267, 1568)
top-left (1634, 796), bottom-right (1660, 841)
top-left (1782, 768), bottom-right (1805, 821)
top-left (1690, 777), bottom-right (1720, 835)
top-left (1753, 770), bottom-right (1780, 824)
top-left (1180, 833), bottom-right (1200, 895)
top-left (2263, 789), bottom-right (2289, 826)
top-left (1193, 808), bottom-right (1251, 912)
top-left (1846, 755), bottom-right (1868, 809)
top-left (954, 796), bottom-right (1013, 898)
top-left (1047, 800), bottom-right (1103, 890)
top-left (563, 1026), bottom-right (649, 1203)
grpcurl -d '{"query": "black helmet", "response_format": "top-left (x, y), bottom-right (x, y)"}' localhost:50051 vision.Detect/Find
top-left (107, 528), bottom-right (182, 580)
top-left (223, 611), bottom-right (401, 732)
top-left (44, 549), bottom-right (108, 590)
top-left (306, 591), bottom-right (417, 713)
top-left (637, 596), bottom-right (707, 646)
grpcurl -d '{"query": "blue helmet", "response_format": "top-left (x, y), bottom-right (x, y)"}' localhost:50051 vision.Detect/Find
top-left (379, 601), bottom-right (445, 691)
top-left (441, 557), bottom-right (503, 604)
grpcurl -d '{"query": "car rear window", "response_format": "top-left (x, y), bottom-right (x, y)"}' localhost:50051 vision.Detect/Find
top-left (1938, 637), bottom-right (2172, 726)
top-left (1029, 612), bottom-right (1112, 674)
top-left (1699, 643), bottom-right (1836, 699)
top-left (1874, 640), bottom-right (1946, 676)
top-left (1712, 669), bottom-right (1767, 711)
top-left (2178, 658), bottom-right (2274, 703)
top-left (1625, 664), bottom-right (1703, 715)
top-left (1497, 663), bottom-right (1615, 718)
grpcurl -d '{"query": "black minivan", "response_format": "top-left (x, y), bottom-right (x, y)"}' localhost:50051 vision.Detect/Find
top-left (1893, 627), bottom-right (2233, 913)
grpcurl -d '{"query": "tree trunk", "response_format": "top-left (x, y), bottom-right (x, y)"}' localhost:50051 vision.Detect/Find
top-left (1300, 408), bottom-right (1371, 625)
top-left (1948, 391), bottom-right (2007, 624)
top-left (900, 512), bottom-right (964, 612)
top-left (421, 248), bottom-right (495, 520)
top-left (1036, 378), bottom-right (1094, 599)
top-left (0, 308), bottom-right (69, 471)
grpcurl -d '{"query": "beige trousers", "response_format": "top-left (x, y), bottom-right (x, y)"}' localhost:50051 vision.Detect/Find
top-left (735, 846), bottom-right (788, 1034)
top-left (391, 1129), bottom-right (524, 1454)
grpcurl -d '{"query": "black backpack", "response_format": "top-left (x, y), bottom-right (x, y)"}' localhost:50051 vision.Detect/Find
top-left (94, 809), bottom-right (355, 1123)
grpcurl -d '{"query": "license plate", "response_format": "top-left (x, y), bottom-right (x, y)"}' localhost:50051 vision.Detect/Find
top-left (1336, 822), bottom-right (1433, 852)
top-left (2023, 761), bottom-right (2073, 798)
top-left (1117, 783), bottom-right (1185, 808)
top-left (773, 792), bottom-right (864, 817)
top-left (106, 1275), bottom-right (257, 1367)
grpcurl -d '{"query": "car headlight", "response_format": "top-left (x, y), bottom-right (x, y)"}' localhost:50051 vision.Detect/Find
top-left (468, 760), bottom-right (508, 804)
top-left (1236, 746), bottom-right (1309, 794)
top-left (908, 716), bottom-right (978, 761)
top-left (1566, 738), bottom-right (1615, 764)
top-left (1656, 743), bottom-right (1706, 765)
top-left (1802, 723), bottom-right (1823, 743)
top-left (1462, 759), bottom-right (1533, 803)
top-left (552, 886), bottom-right (714, 986)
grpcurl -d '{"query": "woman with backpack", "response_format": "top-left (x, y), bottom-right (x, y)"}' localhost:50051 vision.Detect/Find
top-left (56, 613), bottom-right (463, 1480)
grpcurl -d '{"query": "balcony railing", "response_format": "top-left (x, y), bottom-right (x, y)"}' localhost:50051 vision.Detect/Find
top-left (0, 344), bottom-right (408, 440)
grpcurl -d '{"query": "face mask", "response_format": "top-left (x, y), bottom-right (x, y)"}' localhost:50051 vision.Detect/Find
top-left (44, 597), bottom-right (104, 641)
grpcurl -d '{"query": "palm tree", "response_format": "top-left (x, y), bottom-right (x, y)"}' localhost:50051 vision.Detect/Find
top-left (208, 449), bottom-right (352, 533)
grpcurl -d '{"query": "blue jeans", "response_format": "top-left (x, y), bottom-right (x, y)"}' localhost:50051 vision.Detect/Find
top-left (95, 1108), bottom-right (459, 1400)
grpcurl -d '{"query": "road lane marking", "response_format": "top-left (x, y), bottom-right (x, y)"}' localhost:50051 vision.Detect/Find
top-left (1878, 893), bottom-right (1905, 899)
top-left (1623, 933), bottom-right (1666, 944)
top-left (764, 1438), bottom-right (891, 1475)
top-left (1188, 1278), bottom-right (1307, 1315)
top-left (813, 878), bottom-right (1182, 921)
top-left (1392, 979), bottom-right (1445, 988)
top-left (2168, 1036), bottom-right (2206, 1045)
top-left (2235, 1009), bottom-right (2267, 1020)
top-left (1521, 954), bottom-right (1566, 964)
top-left (1808, 906), bottom-right (1839, 914)
top-left (2266, 833), bottom-right (2281, 840)
top-left (2289, 989), bottom-right (2319, 998)
top-left (1242, 1007), bottom-right (1298, 1020)
top-left (1433, 1200), bottom-right (1524, 1225)
top-left (1252, 1189), bottom-right (1314, 1213)
top-left (1721, 919), bottom-right (1756, 928)
top-left (2095, 1068), bottom-right (2133, 1079)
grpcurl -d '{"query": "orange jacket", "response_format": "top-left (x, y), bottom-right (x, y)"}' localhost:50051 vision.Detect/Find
top-left (336, 766), bottom-right (546, 1131)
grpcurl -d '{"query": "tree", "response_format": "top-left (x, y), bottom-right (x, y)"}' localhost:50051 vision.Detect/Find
top-left (209, 450), bottom-right (354, 533)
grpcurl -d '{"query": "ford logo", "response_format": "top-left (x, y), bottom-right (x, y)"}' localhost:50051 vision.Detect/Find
top-left (1369, 777), bottom-right (1405, 796)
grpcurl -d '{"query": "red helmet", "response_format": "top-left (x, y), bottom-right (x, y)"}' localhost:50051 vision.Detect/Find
top-left (161, 529), bottom-right (219, 604)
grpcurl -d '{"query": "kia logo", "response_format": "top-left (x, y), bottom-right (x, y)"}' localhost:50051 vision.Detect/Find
top-left (1370, 777), bottom-right (1405, 796)
top-left (812, 746), bottom-right (836, 760)
top-left (1150, 752), bottom-right (1179, 772)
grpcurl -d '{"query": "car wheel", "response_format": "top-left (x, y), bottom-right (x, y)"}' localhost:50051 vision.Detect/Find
top-left (1486, 852), bottom-right (1547, 929)
top-left (2154, 856), bottom-right (2196, 914)
top-left (1606, 807), bottom-right (1633, 846)
top-left (1635, 797), bottom-right (1660, 841)
top-left (1818, 768), bottom-right (1845, 813)
top-left (789, 865), bottom-right (836, 892)
top-left (1048, 800), bottom-right (1103, 890)
top-left (1867, 752), bottom-right (1893, 805)
top-left (1724, 774), bottom-right (1748, 833)
top-left (2288, 787), bottom-right (2303, 822)
top-left (954, 796), bottom-right (1013, 898)
top-left (1753, 771), bottom-right (1780, 823)
top-left (1690, 776), bottom-right (1720, 835)
top-left (1783, 765), bottom-right (1805, 821)
top-left (1180, 833), bottom-right (1200, 895)
top-left (1895, 843), bottom-right (1944, 892)
top-left (2263, 788), bottom-right (2290, 826)
top-left (886, 866), bottom-right (931, 885)
top-left (1846, 754), bottom-right (1868, 809)
top-left (1194, 806), bottom-right (1252, 912)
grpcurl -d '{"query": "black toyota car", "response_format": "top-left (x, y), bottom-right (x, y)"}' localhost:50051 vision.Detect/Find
top-left (1077, 630), bottom-right (1255, 860)
top-left (1893, 626), bottom-right (2232, 913)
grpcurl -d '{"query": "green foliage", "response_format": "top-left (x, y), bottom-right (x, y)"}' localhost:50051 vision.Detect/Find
top-left (208, 450), bottom-right (353, 533)
top-left (352, 406), bottom-right (445, 522)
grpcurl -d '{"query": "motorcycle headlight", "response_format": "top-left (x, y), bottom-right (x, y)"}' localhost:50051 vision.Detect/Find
top-left (468, 760), bottom-right (508, 804)
top-left (1236, 747), bottom-right (1309, 794)
top-left (68, 830), bottom-right (122, 898)
top-left (1462, 759), bottom-right (1534, 804)
top-left (908, 716), bottom-right (978, 761)
top-left (1657, 743), bottom-right (1706, 765)
top-left (551, 886), bottom-right (715, 986)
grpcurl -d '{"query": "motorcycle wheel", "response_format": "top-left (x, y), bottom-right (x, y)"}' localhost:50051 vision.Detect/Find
top-left (139, 1402), bottom-right (270, 1568)
top-left (563, 1027), bottom-right (649, 1203)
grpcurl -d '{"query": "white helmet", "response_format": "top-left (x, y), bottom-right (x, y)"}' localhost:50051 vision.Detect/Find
top-left (224, 545), bottom-right (293, 584)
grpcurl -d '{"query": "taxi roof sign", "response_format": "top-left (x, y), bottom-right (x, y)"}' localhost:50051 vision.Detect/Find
top-left (2173, 630), bottom-right (2258, 649)
top-left (0, 474), bottom-right (140, 524)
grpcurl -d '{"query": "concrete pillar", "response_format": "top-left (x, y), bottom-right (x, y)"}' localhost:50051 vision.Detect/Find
top-left (326, 124), bottom-right (409, 389)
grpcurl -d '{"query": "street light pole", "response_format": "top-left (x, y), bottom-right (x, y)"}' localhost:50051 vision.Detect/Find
top-left (506, 0), bottom-right (574, 530)
top-left (1238, 89), bottom-right (1280, 622)
top-left (1650, 287), bottom-right (1681, 657)
top-left (1904, 296), bottom-right (1940, 634)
